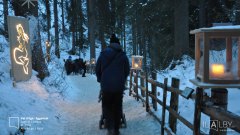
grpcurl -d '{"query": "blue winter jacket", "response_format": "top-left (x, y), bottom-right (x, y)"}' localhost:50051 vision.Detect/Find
top-left (96, 43), bottom-right (130, 92)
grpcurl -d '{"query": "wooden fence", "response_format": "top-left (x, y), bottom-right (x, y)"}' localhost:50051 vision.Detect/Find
top-left (128, 69), bottom-right (240, 135)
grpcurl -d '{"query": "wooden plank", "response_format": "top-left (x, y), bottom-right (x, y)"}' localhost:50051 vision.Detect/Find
top-left (140, 86), bottom-right (146, 92)
top-left (140, 74), bottom-right (146, 79)
top-left (169, 78), bottom-right (180, 133)
top-left (209, 88), bottom-right (228, 135)
top-left (226, 37), bottom-right (232, 71)
top-left (195, 33), bottom-right (200, 78)
top-left (145, 72), bottom-right (150, 112)
top-left (203, 32), bottom-right (209, 83)
top-left (147, 78), bottom-right (165, 88)
top-left (238, 37), bottom-right (240, 78)
top-left (140, 71), bottom-right (146, 97)
top-left (151, 72), bottom-right (157, 111)
top-left (166, 105), bottom-right (194, 131)
top-left (161, 78), bottom-right (168, 135)
top-left (149, 93), bottom-right (163, 106)
top-left (194, 87), bottom-right (203, 135)
top-left (190, 79), bottom-right (240, 88)
top-left (202, 105), bottom-right (240, 133)
top-left (129, 70), bottom-right (133, 96)
top-left (167, 87), bottom-right (182, 95)
top-left (190, 27), bottom-right (240, 34)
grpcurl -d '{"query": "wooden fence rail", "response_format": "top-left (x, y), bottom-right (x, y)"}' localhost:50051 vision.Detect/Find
top-left (128, 69), bottom-right (240, 135)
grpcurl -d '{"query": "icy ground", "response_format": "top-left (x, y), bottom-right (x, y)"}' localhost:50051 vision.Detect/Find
top-left (55, 75), bottom-right (160, 135)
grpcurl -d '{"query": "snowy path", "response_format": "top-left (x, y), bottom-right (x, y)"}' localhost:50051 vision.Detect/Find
top-left (54, 74), bottom-right (160, 135)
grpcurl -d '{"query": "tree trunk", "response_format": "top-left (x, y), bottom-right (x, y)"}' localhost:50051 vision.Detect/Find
top-left (61, 0), bottom-right (65, 34)
top-left (199, 0), bottom-right (207, 27)
top-left (3, 0), bottom-right (8, 36)
top-left (87, 0), bottom-right (96, 59)
top-left (132, 18), bottom-right (137, 55)
top-left (110, 0), bottom-right (116, 33)
top-left (78, 0), bottom-right (84, 56)
top-left (235, 0), bottom-right (240, 24)
top-left (54, 0), bottom-right (60, 58)
top-left (174, 0), bottom-right (189, 59)
top-left (46, 0), bottom-right (51, 42)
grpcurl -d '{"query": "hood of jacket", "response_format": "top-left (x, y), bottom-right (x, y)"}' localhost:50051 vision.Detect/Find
top-left (102, 43), bottom-right (123, 59)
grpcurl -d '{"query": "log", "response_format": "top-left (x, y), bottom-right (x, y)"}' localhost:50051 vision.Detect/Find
top-left (169, 78), bottom-right (180, 133)
top-left (151, 72), bottom-right (157, 111)
top-left (129, 70), bottom-right (133, 96)
top-left (194, 87), bottom-right (203, 135)
top-left (202, 104), bottom-right (240, 133)
top-left (140, 71), bottom-right (146, 97)
top-left (209, 88), bottom-right (228, 135)
top-left (161, 78), bottom-right (168, 135)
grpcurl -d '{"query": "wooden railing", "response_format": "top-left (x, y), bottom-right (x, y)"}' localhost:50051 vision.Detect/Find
top-left (127, 69), bottom-right (240, 135)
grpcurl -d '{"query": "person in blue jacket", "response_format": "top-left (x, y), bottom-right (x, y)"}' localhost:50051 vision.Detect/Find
top-left (96, 34), bottom-right (130, 135)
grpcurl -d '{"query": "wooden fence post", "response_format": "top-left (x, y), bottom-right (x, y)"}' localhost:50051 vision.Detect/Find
top-left (169, 78), bottom-right (180, 133)
top-left (209, 88), bottom-right (228, 135)
top-left (129, 70), bottom-right (133, 96)
top-left (134, 70), bottom-right (139, 101)
top-left (151, 72), bottom-right (157, 111)
top-left (140, 71), bottom-right (146, 97)
top-left (194, 87), bottom-right (203, 135)
top-left (161, 78), bottom-right (168, 135)
top-left (145, 71), bottom-right (150, 112)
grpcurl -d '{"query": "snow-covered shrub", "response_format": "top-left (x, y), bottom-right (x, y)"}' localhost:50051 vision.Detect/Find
top-left (43, 55), bottom-right (69, 97)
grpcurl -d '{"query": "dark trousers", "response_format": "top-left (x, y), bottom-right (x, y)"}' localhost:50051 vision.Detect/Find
top-left (102, 91), bottom-right (123, 131)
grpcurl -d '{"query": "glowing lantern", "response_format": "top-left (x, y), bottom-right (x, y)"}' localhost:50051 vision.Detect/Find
top-left (211, 64), bottom-right (225, 78)
top-left (91, 58), bottom-right (96, 65)
top-left (131, 55), bottom-right (143, 70)
top-left (8, 16), bottom-right (32, 82)
top-left (45, 40), bottom-right (51, 62)
top-left (190, 25), bottom-right (240, 86)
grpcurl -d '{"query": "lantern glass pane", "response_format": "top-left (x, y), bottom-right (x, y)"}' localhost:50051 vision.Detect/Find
top-left (208, 37), bottom-right (239, 80)
top-left (131, 56), bottom-right (143, 70)
top-left (198, 37), bottom-right (204, 78)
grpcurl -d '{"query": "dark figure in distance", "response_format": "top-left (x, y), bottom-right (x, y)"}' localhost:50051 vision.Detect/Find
top-left (96, 34), bottom-right (130, 135)
top-left (64, 56), bottom-right (86, 77)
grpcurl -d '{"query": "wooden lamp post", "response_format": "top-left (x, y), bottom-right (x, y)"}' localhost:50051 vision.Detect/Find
top-left (45, 40), bottom-right (51, 62)
top-left (190, 26), bottom-right (240, 135)
top-left (90, 58), bottom-right (96, 74)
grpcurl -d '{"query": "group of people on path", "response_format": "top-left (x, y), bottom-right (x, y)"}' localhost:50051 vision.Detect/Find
top-left (96, 34), bottom-right (130, 135)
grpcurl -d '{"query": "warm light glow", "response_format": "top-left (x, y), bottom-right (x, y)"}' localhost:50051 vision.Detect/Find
top-left (211, 64), bottom-right (224, 78)
top-left (131, 55), bottom-right (143, 70)
top-left (91, 58), bottom-right (96, 65)
top-left (13, 24), bottom-right (29, 74)
top-left (134, 63), bottom-right (139, 68)
top-left (45, 41), bottom-right (50, 47)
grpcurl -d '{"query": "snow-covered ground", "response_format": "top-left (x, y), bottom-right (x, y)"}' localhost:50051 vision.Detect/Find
top-left (0, 34), bottom-right (160, 135)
